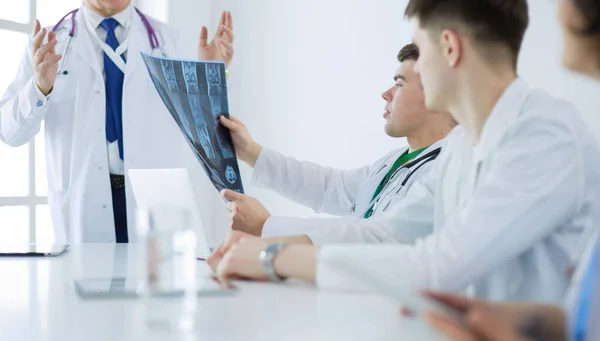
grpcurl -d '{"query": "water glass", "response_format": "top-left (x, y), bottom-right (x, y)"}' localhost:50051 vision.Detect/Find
top-left (136, 206), bottom-right (197, 332)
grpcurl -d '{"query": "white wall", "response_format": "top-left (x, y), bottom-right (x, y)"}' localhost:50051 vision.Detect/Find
top-left (164, 0), bottom-right (600, 223)
top-left (209, 0), bottom-right (409, 218)
top-left (519, 1), bottom-right (600, 136)
top-left (136, 0), bottom-right (169, 22)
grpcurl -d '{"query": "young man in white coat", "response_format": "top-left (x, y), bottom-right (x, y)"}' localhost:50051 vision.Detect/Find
top-left (208, 0), bottom-right (600, 304)
top-left (218, 43), bottom-right (456, 239)
top-left (0, 0), bottom-right (234, 243)
top-left (423, 0), bottom-right (600, 340)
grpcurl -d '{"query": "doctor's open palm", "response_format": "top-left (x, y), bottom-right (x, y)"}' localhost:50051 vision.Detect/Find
top-left (32, 20), bottom-right (62, 96)
top-left (219, 115), bottom-right (262, 167)
top-left (198, 11), bottom-right (235, 67)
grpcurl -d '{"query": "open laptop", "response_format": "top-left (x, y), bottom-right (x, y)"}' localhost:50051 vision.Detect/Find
top-left (128, 168), bottom-right (212, 260)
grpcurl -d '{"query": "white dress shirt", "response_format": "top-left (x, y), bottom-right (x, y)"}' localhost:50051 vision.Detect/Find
top-left (315, 78), bottom-right (600, 304)
top-left (81, 4), bottom-right (133, 176)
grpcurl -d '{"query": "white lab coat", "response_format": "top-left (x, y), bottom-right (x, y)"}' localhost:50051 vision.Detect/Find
top-left (253, 140), bottom-right (445, 240)
top-left (315, 78), bottom-right (600, 303)
top-left (0, 9), bottom-right (197, 243)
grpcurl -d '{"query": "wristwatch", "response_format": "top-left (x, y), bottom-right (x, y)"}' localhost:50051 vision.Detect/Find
top-left (259, 242), bottom-right (288, 282)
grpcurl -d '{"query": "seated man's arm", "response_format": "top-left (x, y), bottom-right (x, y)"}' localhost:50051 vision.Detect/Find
top-left (221, 115), bottom-right (378, 216)
top-left (223, 171), bottom-right (437, 247)
top-left (260, 156), bottom-right (439, 243)
top-left (316, 116), bottom-right (583, 297)
top-left (253, 147), bottom-right (372, 216)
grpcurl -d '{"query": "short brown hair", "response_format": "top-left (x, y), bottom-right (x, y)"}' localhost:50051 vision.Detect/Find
top-left (397, 43), bottom-right (419, 63)
top-left (405, 0), bottom-right (529, 68)
top-left (573, 0), bottom-right (600, 35)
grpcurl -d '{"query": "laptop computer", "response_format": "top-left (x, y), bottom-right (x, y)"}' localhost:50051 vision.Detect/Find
top-left (128, 168), bottom-right (212, 260)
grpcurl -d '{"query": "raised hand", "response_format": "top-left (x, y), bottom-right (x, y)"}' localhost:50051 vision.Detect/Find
top-left (198, 11), bottom-right (234, 67)
top-left (32, 20), bottom-right (62, 96)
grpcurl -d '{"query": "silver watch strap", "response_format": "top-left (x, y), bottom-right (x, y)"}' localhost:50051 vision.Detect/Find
top-left (259, 242), bottom-right (288, 282)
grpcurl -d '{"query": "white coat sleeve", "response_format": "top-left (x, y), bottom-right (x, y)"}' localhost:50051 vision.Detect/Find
top-left (316, 115), bottom-right (583, 292)
top-left (270, 157), bottom-right (438, 244)
top-left (262, 182), bottom-right (435, 242)
top-left (0, 40), bottom-right (49, 147)
top-left (252, 148), bottom-right (370, 216)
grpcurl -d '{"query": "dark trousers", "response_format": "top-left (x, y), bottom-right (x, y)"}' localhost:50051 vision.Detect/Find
top-left (111, 186), bottom-right (129, 243)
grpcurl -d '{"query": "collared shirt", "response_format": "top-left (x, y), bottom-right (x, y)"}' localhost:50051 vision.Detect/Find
top-left (81, 4), bottom-right (133, 175)
top-left (315, 78), bottom-right (600, 303)
top-left (363, 146), bottom-right (429, 218)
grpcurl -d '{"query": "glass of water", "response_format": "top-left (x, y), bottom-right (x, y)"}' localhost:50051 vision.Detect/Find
top-left (136, 206), bottom-right (197, 332)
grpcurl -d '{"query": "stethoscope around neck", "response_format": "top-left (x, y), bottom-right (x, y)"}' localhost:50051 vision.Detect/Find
top-left (51, 7), bottom-right (165, 76)
top-left (356, 147), bottom-right (442, 217)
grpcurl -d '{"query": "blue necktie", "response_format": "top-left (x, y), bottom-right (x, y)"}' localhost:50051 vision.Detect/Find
top-left (100, 18), bottom-right (125, 160)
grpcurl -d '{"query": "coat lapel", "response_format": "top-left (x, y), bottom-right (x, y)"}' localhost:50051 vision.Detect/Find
top-left (470, 78), bottom-right (531, 189)
top-left (124, 13), bottom-right (151, 86)
top-left (352, 148), bottom-right (407, 217)
top-left (68, 8), bottom-right (103, 79)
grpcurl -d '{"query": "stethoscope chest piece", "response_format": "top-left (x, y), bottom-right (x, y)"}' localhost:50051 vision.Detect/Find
top-left (55, 27), bottom-right (73, 76)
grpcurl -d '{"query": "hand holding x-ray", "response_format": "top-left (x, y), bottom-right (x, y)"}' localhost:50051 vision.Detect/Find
top-left (219, 116), bottom-right (262, 167)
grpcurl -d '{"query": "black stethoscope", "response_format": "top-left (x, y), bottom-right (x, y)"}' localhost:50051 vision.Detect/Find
top-left (354, 147), bottom-right (442, 217)
top-left (52, 7), bottom-right (166, 76)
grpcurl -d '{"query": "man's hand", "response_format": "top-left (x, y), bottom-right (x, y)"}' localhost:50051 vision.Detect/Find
top-left (215, 236), bottom-right (270, 281)
top-left (222, 189), bottom-right (270, 236)
top-left (198, 11), bottom-right (234, 67)
top-left (219, 115), bottom-right (262, 167)
top-left (422, 292), bottom-right (567, 341)
top-left (32, 20), bottom-right (62, 96)
top-left (207, 230), bottom-right (255, 271)
top-left (207, 230), bottom-right (319, 282)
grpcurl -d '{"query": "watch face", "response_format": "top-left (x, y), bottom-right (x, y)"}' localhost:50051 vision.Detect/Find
top-left (261, 243), bottom-right (289, 282)
top-left (258, 250), bottom-right (268, 261)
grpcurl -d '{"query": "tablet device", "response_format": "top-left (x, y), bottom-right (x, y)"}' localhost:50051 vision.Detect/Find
top-left (0, 244), bottom-right (69, 257)
top-left (74, 275), bottom-right (237, 299)
top-left (321, 257), bottom-right (465, 323)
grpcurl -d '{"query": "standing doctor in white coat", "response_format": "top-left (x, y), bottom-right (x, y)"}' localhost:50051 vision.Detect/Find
top-left (218, 43), bottom-right (456, 239)
top-left (0, 0), bottom-right (235, 243)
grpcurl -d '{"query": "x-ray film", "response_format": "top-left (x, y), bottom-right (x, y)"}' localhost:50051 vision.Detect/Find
top-left (141, 52), bottom-right (244, 196)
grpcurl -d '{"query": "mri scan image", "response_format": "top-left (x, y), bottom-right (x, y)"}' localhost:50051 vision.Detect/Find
top-left (142, 53), bottom-right (244, 195)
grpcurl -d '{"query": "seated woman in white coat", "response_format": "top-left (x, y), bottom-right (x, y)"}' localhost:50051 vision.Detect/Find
top-left (218, 43), bottom-right (456, 240)
top-left (208, 0), bottom-right (600, 304)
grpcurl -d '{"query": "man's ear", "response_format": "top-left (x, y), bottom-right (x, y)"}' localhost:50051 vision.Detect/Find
top-left (440, 29), bottom-right (462, 68)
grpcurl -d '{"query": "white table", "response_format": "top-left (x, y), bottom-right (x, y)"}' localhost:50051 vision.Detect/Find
top-left (0, 244), bottom-right (442, 341)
